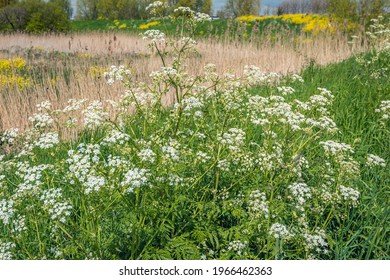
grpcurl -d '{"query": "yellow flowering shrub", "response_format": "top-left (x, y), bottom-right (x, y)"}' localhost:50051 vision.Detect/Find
top-left (0, 58), bottom-right (31, 90)
top-left (0, 59), bottom-right (12, 72)
top-left (109, 20), bottom-right (128, 30)
top-left (139, 21), bottom-right (161, 30)
top-left (0, 58), bottom-right (27, 73)
top-left (0, 74), bottom-right (31, 90)
top-left (236, 14), bottom-right (358, 35)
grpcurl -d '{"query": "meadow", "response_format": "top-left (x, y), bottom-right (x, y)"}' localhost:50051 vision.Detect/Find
top-left (0, 7), bottom-right (389, 260)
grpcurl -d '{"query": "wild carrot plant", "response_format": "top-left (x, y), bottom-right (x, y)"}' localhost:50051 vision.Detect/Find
top-left (0, 9), bottom-right (389, 260)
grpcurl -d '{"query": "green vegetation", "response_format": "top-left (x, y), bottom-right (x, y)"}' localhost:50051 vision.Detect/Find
top-left (0, 0), bottom-right (71, 32)
top-left (0, 10), bottom-right (389, 260)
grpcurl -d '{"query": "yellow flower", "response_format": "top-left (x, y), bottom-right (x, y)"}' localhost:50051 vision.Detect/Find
top-left (12, 58), bottom-right (26, 69)
top-left (0, 74), bottom-right (31, 90)
top-left (139, 21), bottom-right (161, 30)
top-left (88, 66), bottom-right (107, 78)
top-left (0, 59), bottom-right (12, 73)
top-left (236, 15), bottom-right (262, 22)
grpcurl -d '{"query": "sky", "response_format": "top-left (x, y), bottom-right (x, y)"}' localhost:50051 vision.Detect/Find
top-left (70, 0), bottom-right (285, 17)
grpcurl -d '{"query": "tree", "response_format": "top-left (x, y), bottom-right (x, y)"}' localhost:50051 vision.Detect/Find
top-left (0, 5), bottom-right (28, 31)
top-left (357, 0), bottom-right (388, 17)
top-left (0, 0), bottom-right (71, 32)
top-left (0, 0), bottom-right (17, 9)
top-left (327, 0), bottom-right (358, 19)
top-left (278, 0), bottom-right (309, 14)
top-left (76, 0), bottom-right (98, 19)
top-left (223, 0), bottom-right (261, 17)
top-left (50, 0), bottom-right (73, 19)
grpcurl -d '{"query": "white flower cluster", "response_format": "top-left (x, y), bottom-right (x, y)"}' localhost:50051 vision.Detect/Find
top-left (303, 228), bottom-right (329, 254)
top-left (290, 74), bottom-right (304, 83)
top-left (165, 174), bottom-right (188, 187)
top-left (204, 63), bottom-right (218, 81)
top-left (194, 12), bottom-right (212, 23)
top-left (319, 140), bottom-right (354, 159)
top-left (62, 98), bottom-right (88, 113)
top-left (50, 247), bottom-right (63, 258)
top-left (0, 128), bottom-right (18, 144)
top-left (104, 65), bottom-right (131, 86)
top-left (366, 16), bottom-right (390, 50)
top-left (83, 100), bottom-right (108, 129)
top-left (217, 159), bottom-right (230, 172)
top-left (105, 155), bottom-right (129, 173)
top-left (366, 153), bottom-right (386, 167)
top-left (294, 88), bottom-right (334, 114)
top-left (151, 67), bottom-right (184, 86)
top-left (0, 242), bottom-right (15, 260)
top-left (33, 132), bottom-right (59, 149)
top-left (277, 86), bottom-right (295, 96)
top-left (255, 143), bottom-right (284, 172)
top-left (182, 96), bottom-right (204, 116)
top-left (196, 151), bottom-right (211, 163)
top-left (28, 113), bottom-right (53, 129)
top-left (138, 149), bottom-right (156, 163)
top-left (0, 199), bottom-right (14, 225)
top-left (84, 174), bottom-right (106, 194)
top-left (305, 116), bottom-right (338, 133)
top-left (145, 1), bottom-right (166, 15)
top-left (181, 37), bottom-right (197, 47)
top-left (67, 143), bottom-right (106, 194)
top-left (0, 174), bottom-right (4, 187)
top-left (339, 185), bottom-right (360, 206)
top-left (243, 65), bottom-right (280, 86)
top-left (375, 100), bottom-right (390, 121)
top-left (226, 240), bottom-right (247, 256)
top-left (249, 95), bottom-right (308, 131)
top-left (101, 129), bottom-right (130, 146)
top-left (120, 89), bottom-right (157, 109)
top-left (288, 182), bottom-right (311, 211)
top-left (218, 128), bottom-right (246, 153)
top-left (339, 159), bottom-right (360, 179)
top-left (14, 163), bottom-right (53, 198)
top-left (142, 29), bottom-right (166, 44)
top-left (121, 168), bottom-right (150, 193)
top-left (162, 141), bottom-right (181, 162)
top-left (40, 188), bottom-right (72, 223)
top-left (269, 223), bottom-right (294, 240)
top-left (247, 190), bottom-right (269, 218)
top-left (12, 215), bottom-right (27, 234)
top-left (173, 6), bottom-right (193, 17)
top-left (36, 100), bottom-right (52, 112)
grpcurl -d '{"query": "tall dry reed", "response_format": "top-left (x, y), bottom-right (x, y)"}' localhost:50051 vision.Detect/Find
top-left (0, 31), bottom-right (367, 133)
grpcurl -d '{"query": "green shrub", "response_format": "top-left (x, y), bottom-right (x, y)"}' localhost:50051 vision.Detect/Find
top-left (0, 0), bottom-right (70, 33)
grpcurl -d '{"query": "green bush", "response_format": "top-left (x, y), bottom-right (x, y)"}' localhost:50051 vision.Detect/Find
top-left (0, 0), bottom-right (70, 33)
top-left (25, 2), bottom-right (70, 33)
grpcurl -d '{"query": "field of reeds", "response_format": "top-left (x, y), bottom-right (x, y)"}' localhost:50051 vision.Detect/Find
top-left (0, 7), bottom-right (389, 260)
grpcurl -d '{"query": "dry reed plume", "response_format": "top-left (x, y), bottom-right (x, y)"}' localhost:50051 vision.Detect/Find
top-left (0, 31), bottom-right (367, 133)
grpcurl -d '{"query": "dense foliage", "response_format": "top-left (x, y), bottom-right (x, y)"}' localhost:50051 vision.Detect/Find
top-left (0, 0), bottom-right (71, 32)
top-left (75, 0), bottom-right (213, 20)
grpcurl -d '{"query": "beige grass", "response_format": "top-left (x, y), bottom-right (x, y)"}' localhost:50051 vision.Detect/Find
top-left (0, 31), bottom-right (367, 133)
